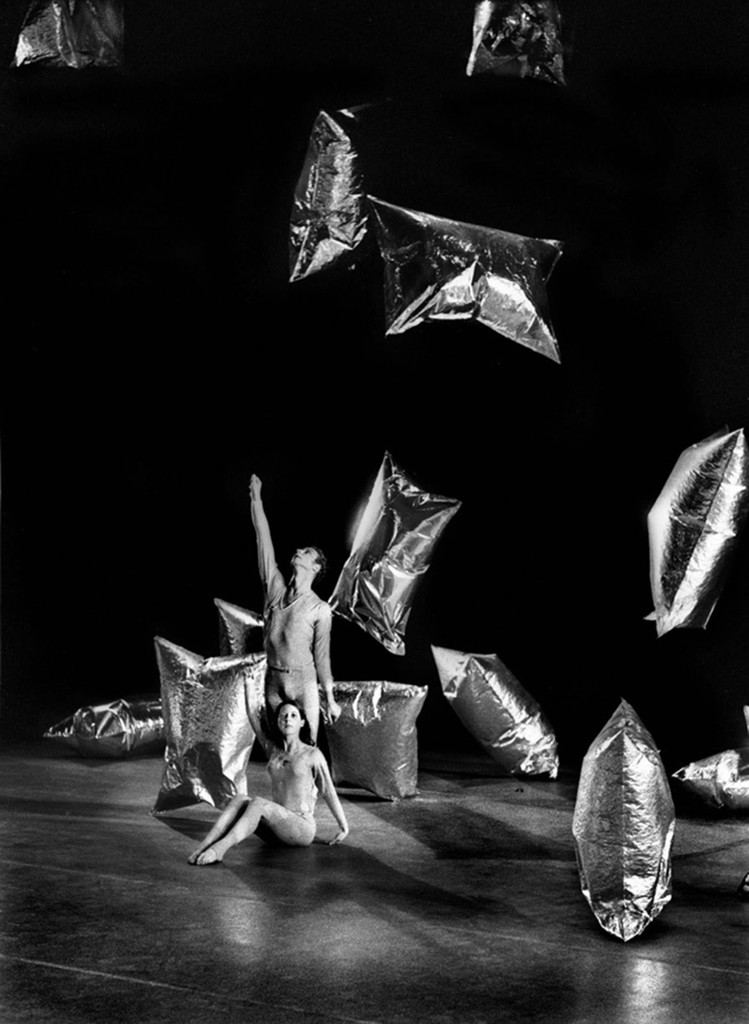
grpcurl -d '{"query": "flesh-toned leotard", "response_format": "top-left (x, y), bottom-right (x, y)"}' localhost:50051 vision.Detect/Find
top-left (264, 746), bottom-right (322, 845)
top-left (255, 528), bottom-right (332, 709)
top-left (267, 746), bottom-right (321, 816)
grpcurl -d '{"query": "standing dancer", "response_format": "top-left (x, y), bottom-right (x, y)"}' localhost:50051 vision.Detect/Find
top-left (249, 474), bottom-right (341, 744)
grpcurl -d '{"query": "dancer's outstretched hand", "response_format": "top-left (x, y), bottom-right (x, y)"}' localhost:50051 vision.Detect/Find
top-left (329, 826), bottom-right (349, 846)
top-left (249, 475), bottom-right (262, 501)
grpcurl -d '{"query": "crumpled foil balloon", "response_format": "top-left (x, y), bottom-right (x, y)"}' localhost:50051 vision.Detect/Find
top-left (369, 196), bottom-right (563, 362)
top-left (329, 452), bottom-right (461, 655)
top-left (44, 696), bottom-right (164, 758)
top-left (647, 427), bottom-right (749, 637)
top-left (672, 749), bottom-right (749, 811)
top-left (13, 0), bottom-right (124, 69)
top-left (214, 597), bottom-right (264, 657)
top-left (325, 680), bottom-right (427, 800)
top-left (572, 700), bottom-right (675, 942)
top-left (152, 637), bottom-right (267, 814)
top-left (289, 107), bottom-right (370, 282)
top-left (467, 0), bottom-right (566, 85)
top-left (431, 646), bottom-right (558, 777)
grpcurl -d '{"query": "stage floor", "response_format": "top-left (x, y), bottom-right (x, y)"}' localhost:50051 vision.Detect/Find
top-left (0, 742), bottom-right (747, 1023)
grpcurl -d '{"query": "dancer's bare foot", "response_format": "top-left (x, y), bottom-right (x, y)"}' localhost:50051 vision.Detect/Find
top-left (187, 848), bottom-right (207, 865)
top-left (195, 847), bottom-right (223, 866)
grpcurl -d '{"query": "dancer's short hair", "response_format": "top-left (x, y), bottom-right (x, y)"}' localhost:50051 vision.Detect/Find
top-left (310, 546), bottom-right (327, 581)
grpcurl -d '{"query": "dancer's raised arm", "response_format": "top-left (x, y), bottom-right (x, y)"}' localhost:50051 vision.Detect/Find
top-left (249, 475), bottom-right (283, 597)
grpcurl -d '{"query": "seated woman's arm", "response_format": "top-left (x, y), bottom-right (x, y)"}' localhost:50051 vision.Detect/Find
top-left (313, 750), bottom-right (349, 845)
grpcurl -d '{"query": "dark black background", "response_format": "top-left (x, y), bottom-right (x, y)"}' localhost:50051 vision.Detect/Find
top-left (2, 0), bottom-right (749, 772)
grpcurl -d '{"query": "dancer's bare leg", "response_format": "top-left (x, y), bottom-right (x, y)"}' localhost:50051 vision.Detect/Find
top-left (193, 798), bottom-right (316, 865)
top-left (187, 796), bottom-right (250, 864)
top-left (193, 797), bottom-right (274, 865)
top-left (298, 684), bottom-right (320, 745)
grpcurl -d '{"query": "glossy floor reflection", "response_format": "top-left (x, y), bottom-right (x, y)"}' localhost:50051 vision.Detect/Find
top-left (0, 742), bottom-right (748, 1023)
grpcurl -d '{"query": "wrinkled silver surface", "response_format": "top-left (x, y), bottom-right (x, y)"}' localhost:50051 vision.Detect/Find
top-left (44, 696), bottom-right (164, 758)
top-left (647, 428), bottom-right (749, 637)
top-left (326, 680), bottom-right (427, 800)
top-left (152, 637), bottom-right (267, 814)
top-left (572, 700), bottom-right (675, 942)
top-left (431, 646), bottom-right (558, 777)
top-left (214, 597), bottom-right (264, 657)
top-left (329, 451), bottom-right (461, 655)
top-left (13, 0), bottom-right (124, 69)
top-left (467, 0), bottom-right (565, 85)
top-left (673, 749), bottom-right (749, 811)
top-left (369, 197), bottom-right (563, 362)
top-left (289, 107), bottom-right (369, 282)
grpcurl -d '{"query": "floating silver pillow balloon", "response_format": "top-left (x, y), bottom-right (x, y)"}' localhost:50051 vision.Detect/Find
top-left (44, 697), bottom-right (164, 758)
top-left (431, 645), bottom-right (558, 777)
top-left (330, 451), bottom-right (461, 655)
top-left (13, 0), bottom-right (124, 68)
top-left (647, 428), bottom-right (749, 637)
top-left (152, 637), bottom-right (267, 814)
top-left (289, 107), bottom-right (369, 282)
top-left (369, 196), bottom-right (563, 362)
top-left (572, 700), bottom-right (675, 942)
top-left (214, 598), bottom-right (264, 657)
top-left (467, 0), bottom-right (566, 85)
top-left (326, 680), bottom-right (428, 800)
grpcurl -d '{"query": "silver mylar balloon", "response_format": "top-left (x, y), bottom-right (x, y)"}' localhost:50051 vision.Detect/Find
top-left (673, 749), bottom-right (749, 812)
top-left (572, 700), bottom-right (675, 942)
top-left (152, 637), bottom-right (267, 814)
top-left (44, 697), bottom-right (164, 758)
top-left (289, 107), bottom-right (369, 282)
top-left (431, 645), bottom-right (558, 777)
top-left (329, 451), bottom-right (461, 655)
top-left (326, 680), bottom-right (428, 800)
top-left (467, 0), bottom-right (566, 85)
top-left (214, 598), bottom-right (264, 657)
top-left (647, 427), bottom-right (749, 637)
top-left (369, 196), bottom-right (563, 362)
top-left (13, 0), bottom-right (124, 68)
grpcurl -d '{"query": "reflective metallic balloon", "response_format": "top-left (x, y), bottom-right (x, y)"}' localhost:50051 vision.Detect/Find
top-left (326, 680), bottom-right (427, 800)
top-left (431, 645), bottom-right (558, 777)
top-left (44, 697), bottom-right (164, 758)
top-left (152, 637), bottom-right (267, 814)
top-left (647, 428), bottom-right (749, 637)
top-left (214, 598), bottom-right (264, 657)
top-left (330, 452), bottom-right (461, 655)
top-left (572, 700), bottom-right (675, 942)
top-left (289, 107), bottom-right (369, 282)
top-left (673, 749), bottom-right (749, 812)
top-left (369, 196), bottom-right (563, 362)
top-left (467, 0), bottom-right (566, 85)
top-left (13, 0), bottom-right (124, 68)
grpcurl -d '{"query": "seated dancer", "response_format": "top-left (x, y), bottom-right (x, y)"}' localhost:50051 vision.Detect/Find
top-left (188, 700), bottom-right (349, 864)
top-left (249, 473), bottom-right (340, 744)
